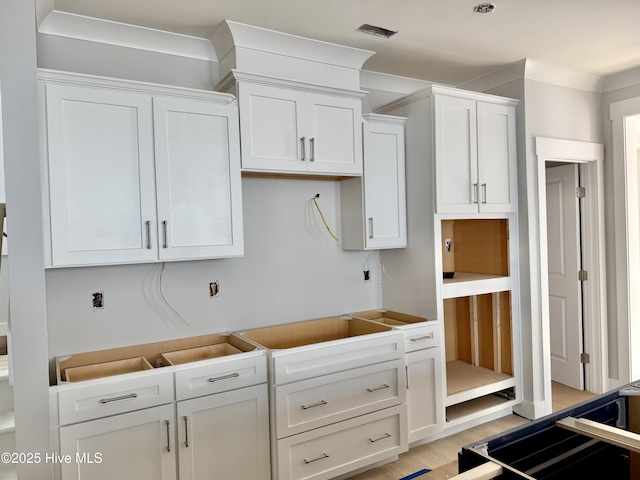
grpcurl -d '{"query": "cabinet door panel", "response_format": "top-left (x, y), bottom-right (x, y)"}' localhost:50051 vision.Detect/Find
top-left (59, 404), bottom-right (176, 480)
top-left (363, 120), bottom-right (406, 249)
top-left (153, 97), bottom-right (243, 260)
top-left (177, 384), bottom-right (270, 480)
top-left (477, 102), bottom-right (517, 213)
top-left (306, 95), bottom-right (362, 175)
top-left (45, 83), bottom-right (157, 265)
top-left (434, 95), bottom-right (478, 214)
top-left (406, 347), bottom-right (444, 443)
top-left (239, 83), bottom-right (306, 172)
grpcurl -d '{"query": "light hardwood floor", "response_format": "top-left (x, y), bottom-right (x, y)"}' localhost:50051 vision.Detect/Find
top-left (348, 382), bottom-right (596, 480)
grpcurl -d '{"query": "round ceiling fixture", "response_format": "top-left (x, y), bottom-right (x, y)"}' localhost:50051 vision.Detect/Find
top-left (473, 2), bottom-right (496, 13)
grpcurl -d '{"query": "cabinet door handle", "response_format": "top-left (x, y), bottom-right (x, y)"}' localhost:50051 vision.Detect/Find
top-left (300, 137), bottom-right (306, 161)
top-left (410, 333), bottom-right (434, 342)
top-left (304, 452), bottom-right (330, 464)
top-left (208, 372), bottom-right (240, 383)
top-left (309, 137), bottom-right (315, 161)
top-left (165, 420), bottom-right (171, 452)
top-left (369, 432), bottom-right (392, 443)
top-left (368, 218), bottom-right (374, 239)
top-left (406, 365), bottom-right (409, 390)
top-left (366, 384), bottom-right (390, 393)
top-left (162, 220), bottom-right (168, 248)
top-left (481, 183), bottom-right (487, 204)
top-left (301, 399), bottom-right (327, 410)
top-left (473, 183), bottom-right (479, 204)
top-left (99, 393), bottom-right (138, 404)
top-left (145, 220), bottom-right (152, 249)
top-left (183, 415), bottom-right (189, 448)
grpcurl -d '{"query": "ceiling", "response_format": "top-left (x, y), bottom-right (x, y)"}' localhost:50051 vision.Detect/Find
top-left (44, 0), bottom-right (640, 85)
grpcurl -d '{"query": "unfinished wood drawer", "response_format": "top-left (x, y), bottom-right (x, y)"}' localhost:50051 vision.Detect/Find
top-left (276, 404), bottom-right (407, 480)
top-left (274, 359), bottom-right (406, 438)
top-left (65, 357), bottom-right (154, 382)
top-left (174, 350), bottom-right (267, 401)
top-left (236, 317), bottom-right (404, 385)
top-left (57, 370), bottom-right (174, 425)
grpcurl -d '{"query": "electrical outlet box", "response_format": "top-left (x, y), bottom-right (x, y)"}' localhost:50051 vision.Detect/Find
top-left (209, 281), bottom-right (220, 297)
top-left (92, 292), bottom-right (104, 309)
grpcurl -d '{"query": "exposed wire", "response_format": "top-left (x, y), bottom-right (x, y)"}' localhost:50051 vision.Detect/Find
top-left (312, 194), bottom-right (339, 241)
top-left (159, 262), bottom-right (189, 326)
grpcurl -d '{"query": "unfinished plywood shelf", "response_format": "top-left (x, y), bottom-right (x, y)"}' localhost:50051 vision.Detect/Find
top-left (446, 389), bottom-right (517, 427)
top-left (65, 357), bottom-right (153, 382)
top-left (350, 309), bottom-right (430, 327)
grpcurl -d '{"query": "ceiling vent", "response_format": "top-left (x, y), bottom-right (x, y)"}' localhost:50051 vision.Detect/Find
top-left (473, 2), bottom-right (496, 13)
top-left (357, 24), bottom-right (398, 38)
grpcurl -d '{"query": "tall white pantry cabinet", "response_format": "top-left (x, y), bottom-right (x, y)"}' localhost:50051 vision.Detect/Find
top-left (379, 84), bottom-right (522, 433)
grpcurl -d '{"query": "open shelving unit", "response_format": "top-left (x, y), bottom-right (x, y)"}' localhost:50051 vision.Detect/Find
top-left (436, 216), bottom-right (521, 427)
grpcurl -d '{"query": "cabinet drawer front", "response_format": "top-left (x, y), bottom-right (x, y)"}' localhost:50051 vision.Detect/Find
top-left (174, 353), bottom-right (267, 401)
top-left (275, 359), bottom-right (405, 438)
top-left (58, 371), bottom-right (173, 425)
top-left (272, 333), bottom-right (404, 385)
top-left (277, 405), bottom-right (407, 480)
top-left (404, 324), bottom-right (440, 352)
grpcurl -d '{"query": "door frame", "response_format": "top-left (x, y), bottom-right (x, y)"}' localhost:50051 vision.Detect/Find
top-left (535, 137), bottom-right (607, 396)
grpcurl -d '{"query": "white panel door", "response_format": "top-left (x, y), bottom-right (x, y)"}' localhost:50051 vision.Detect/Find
top-left (153, 96), bottom-right (243, 261)
top-left (45, 83), bottom-right (157, 266)
top-left (406, 347), bottom-right (444, 443)
top-left (477, 102), bottom-right (517, 213)
top-left (363, 119), bottom-right (407, 249)
top-left (238, 83), bottom-right (306, 172)
top-left (546, 164), bottom-right (584, 390)
top-left (59, 404), bottom-right (176, 480)
top-left (306, 94), bottom-right (362, 175)
top-left (434, 95), bottom-right (478, 213)
top-left (177, 384), bottom-right (270, 480)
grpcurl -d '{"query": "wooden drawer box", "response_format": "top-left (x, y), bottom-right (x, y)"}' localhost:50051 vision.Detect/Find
top-left (234, 316), bottom-right (404, 385)
top-left (57, 370), bottom-right (174, 425)
top-left (174, 350), bottom-right (267, 401)
top-left (351, 310), bottom-right (440, 353)
top-left (274, 359), bottom-right (406, 438)
top-left (276, 405), bottom-right (407, 480)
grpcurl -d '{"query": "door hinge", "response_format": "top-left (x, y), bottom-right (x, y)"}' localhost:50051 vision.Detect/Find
top-left (580, 352), bottom-right (590, 364)
top-left (578, 270), bottom-right (588, 281)
top-left (576, 186), bottom-right (586, 198)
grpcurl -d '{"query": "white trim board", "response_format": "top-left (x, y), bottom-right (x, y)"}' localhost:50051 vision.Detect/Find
top-left (534, 137), bottom-right (608, 398)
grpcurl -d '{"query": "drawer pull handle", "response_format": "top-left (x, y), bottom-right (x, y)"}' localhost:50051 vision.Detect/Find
top-left (208, 372), bottom-right (240, 383)
top-left (183, 415), bottom-right (189, 448)
top-left (410, 334), bottom-right (434, 342)
top-left (99, 393), bottom-right (138, 404)
top-left (165, 420), bottom-right (171, 452)
top-left (366, 384), bottom-right (390, 393)
top-left (369, 432), bottom-right (392, 443)
top-left (304, 452), bottom-right (330, 464)
top-left (301, 399), bottom-right (327, 410)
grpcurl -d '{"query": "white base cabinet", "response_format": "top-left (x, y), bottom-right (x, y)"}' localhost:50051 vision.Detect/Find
top-left (39, 70), bottom-right (243, 267)
top-left (59, 404), bottom-right (176, 480)
top-left (177, 384), bottom-right (270, 480)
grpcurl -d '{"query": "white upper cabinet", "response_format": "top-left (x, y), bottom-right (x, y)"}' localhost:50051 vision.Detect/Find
top-left (40, 71), bottom-right (243, 267)
top-left (238, 81), bottom-right (363, 176)
top-left (341, 114), bottom-right (407, 250)
top-left (434, 92), bottom-right (517, 214)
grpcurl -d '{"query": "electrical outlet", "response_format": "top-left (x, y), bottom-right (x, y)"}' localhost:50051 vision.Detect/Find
top-left (364, 270), bottom-right (371, 282)
top-left (209, 281), bottom-right (220, 298)
top-left (92, 291), bottom-right (104, 309)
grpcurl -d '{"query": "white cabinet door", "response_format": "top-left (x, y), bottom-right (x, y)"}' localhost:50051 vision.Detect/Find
top-left (477, 102), bottom-right (517, 213)
top-left (238, 82), bottom-right (306, 172)
top-left (406, 347), bottom-right (444, 443)
top-left (305, 94), bottom-right (362, 175)
top-left (434, 95), bottom-right (478, 214)
top-left (59, 404), bottom-right (176, 480)
top-left (153, 97), bottom-right (243, 260)
top-left (362, 116), bottom-right (406, 249)
top-left (177, 384), bottom-right (270, 480)
top-left (45, 83), bottom-right (158, 266)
